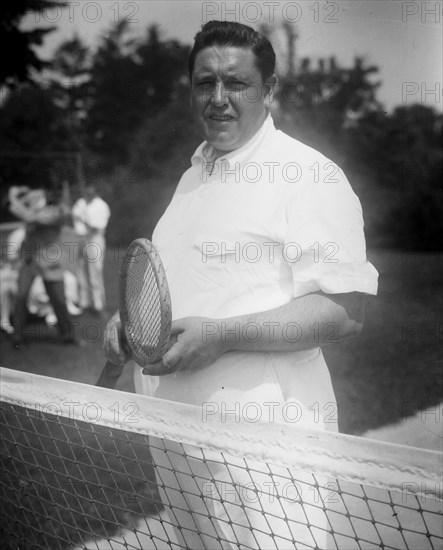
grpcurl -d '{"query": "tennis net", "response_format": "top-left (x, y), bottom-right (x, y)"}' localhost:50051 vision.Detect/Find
top-left (0, 366), bottom-right (441, 549)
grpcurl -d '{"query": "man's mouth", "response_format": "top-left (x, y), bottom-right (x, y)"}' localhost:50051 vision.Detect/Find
top-left (208, 114), bottom-right (235, 122)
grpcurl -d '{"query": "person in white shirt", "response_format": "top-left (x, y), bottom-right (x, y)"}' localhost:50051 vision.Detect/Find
top-left (104, 21), bottom-right (378, 549)
top-left (72, 184), bottom-right (110, 315)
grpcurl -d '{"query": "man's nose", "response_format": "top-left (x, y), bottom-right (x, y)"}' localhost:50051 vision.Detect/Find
top-left (211, 82), bottom-right (228, 106)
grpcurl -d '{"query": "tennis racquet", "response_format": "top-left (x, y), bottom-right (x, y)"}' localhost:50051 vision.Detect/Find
top-left (96, 238), bottom-right (172, 389)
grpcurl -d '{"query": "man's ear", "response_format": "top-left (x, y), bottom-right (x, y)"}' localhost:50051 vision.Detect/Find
top-left (264, 74), bottom-right (278, 106)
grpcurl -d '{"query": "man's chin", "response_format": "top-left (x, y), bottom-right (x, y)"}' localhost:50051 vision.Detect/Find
top-left (206, 133), bottom-right (239, 154)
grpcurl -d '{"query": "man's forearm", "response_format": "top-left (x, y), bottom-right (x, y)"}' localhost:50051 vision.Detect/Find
top-left (213, 293), bottom-right (363, 354)
top-left (162, 293), bottom-right (365, 372)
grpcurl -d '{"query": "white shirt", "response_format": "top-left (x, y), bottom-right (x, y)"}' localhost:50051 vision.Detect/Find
top-left (150, 115), bottom-right (378, 425)
top-left (72, 196), bottom-right (110, 236)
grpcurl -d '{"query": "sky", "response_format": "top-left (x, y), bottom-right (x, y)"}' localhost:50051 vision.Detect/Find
top-left (24, 0), bottom-right (442, 112)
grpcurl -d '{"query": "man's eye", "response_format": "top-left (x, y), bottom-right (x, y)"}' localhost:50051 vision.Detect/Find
top-left (226, 81), bottom-right (247, 91)
top-left (197, 82), bottom-right (214, 92)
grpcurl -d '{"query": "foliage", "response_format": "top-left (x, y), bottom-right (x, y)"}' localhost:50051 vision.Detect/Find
top-left (346, 105), bottom-right (443, 249)
top-left (0, 0), bottom-right (64, 86)
top-left (274, 55), bottom-right (381, 163)
top-left (50, 34), bottom-right (91, 124)
top-left (103, 91), bottom-right (201, 245)
top-left (84, 23), bottom-right (191, 171)
top-left (0, 84), bottom-right (78, 212)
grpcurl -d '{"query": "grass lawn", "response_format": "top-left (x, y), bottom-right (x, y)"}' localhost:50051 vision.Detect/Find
top-left (324, 248), bottom-right (442, 434)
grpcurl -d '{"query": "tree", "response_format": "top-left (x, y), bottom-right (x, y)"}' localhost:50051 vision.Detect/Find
top-left (84, 23), bottom-right (190, 170)
top-left (347, 105), bottom-right (443, 249)
top-left (263, 23), bottom-right (381, 161)
top-left (0, 0), bottom-right (64, 86)
top-left (83, 21), bottom-right (139, 167)
top-left (49, 34), bottom-right (91, 149)
top-left (0, 86), bottom-right (78, 180)
top-left (0, 83), bottom-right (81, 225)
top-left (274, 55), bottom-right (381, 162)
top-left (104, 91), bottom-right (201, 245)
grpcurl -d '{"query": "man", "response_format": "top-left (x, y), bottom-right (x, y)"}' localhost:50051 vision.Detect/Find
top-left (104, 21), bottom-right (378, 549)
top-left (72, 183), bottom-right (110, 315)
top-left (9, 186), bottom-right (79, 346)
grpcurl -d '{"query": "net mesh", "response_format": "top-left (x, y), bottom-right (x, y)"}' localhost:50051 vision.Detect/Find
top-left (0, 367), bottom-right (441, 550)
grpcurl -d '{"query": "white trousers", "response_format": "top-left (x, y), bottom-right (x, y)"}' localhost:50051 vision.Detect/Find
top-left (77, 235), bottom-right (106, 311)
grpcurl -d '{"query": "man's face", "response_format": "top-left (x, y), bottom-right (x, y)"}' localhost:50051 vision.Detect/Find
top-left (190, 46), bottom-right (275, 156)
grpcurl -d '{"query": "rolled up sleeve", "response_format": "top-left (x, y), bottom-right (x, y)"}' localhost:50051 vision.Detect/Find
top-left (284, 164), bottom-right (378, 297)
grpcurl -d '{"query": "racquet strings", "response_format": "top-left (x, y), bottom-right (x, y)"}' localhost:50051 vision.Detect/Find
top-left (124, 247), bottom-right (163, 362)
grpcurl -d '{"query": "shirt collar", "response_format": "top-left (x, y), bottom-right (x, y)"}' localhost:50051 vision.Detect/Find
top-left (191, 114), bottom-right (275, 169)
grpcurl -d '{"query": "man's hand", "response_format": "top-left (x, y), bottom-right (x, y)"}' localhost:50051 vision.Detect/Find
top-left (161, 317), bottom-right (227, 374)
top-left (103, 310), bottom-right (131, 365)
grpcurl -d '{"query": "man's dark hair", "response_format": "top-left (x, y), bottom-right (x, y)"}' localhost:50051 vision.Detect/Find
top-left (188, 21), bottom-right (276, 82)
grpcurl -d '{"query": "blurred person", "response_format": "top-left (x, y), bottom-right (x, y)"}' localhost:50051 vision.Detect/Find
top-left (8, 185), bottom-right (81, 347)
top-left (1, 223), bottom-right (81, 331)
top-left (27, 270), bottom-right (82, 324)
top-left (72, 183), bottom-right (110, 315)
top-left (0, 261), bottom-right (17, 333)
top-left (0, 225), bottom-right (25, 334)
top-left (104, 21), bottom-right (378, 549)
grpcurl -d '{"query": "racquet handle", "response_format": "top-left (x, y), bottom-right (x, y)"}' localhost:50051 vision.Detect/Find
top-left (95, 361), bottom-right (125, 389)
top-left (95, 321), bottom-right (130, 389)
